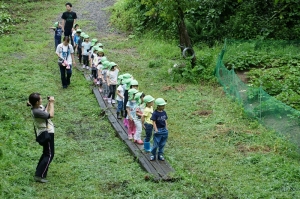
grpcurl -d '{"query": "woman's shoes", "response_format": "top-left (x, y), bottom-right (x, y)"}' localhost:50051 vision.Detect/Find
top-left (158, 155), bottom-right (165, 161)
top-left (150, 155), bottom-right (156, 161)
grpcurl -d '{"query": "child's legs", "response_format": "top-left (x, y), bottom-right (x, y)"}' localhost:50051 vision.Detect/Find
top-left (78, 48), bottom-right (82, 63)
top-left (133, 119), bottom-right (142, 140)
top-left (92, 69), bottom-right (97, 79)
top-left (111, 85), bottom-right (116, 99)
top-left (55, 38), bottom-right (61, 51)
top-left (151, 133), bottom-right (162, 156)
top-left (117, 100), bottom-right (123, 113)
top-left (128, 120), bottom-right (136, 135)
top-left (144, 123), bottom-right (153, 142)
top-left (59, 66), bottom-right (67, 86)
top-left (83, 55), bottom-right (88, 65)
top-left (157, 128), bottom-right (168, 155)
top-left (66, 65), bottom-right (72, 85)
top-left (123, 90), bottom-right (129, 117)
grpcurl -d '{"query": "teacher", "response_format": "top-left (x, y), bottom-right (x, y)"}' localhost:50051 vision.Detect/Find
top-left (61, 2), bottom-right (77, 46)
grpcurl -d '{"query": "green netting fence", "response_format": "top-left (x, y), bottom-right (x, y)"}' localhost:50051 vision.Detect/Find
top-left (215, 39), bottom-right (300, 148)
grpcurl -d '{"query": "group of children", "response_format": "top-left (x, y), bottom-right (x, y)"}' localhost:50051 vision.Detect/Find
top-left (52, 22), bottom-right (169, 161)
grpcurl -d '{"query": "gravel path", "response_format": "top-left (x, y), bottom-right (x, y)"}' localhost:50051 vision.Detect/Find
top-left (58, 0), bottom-right (117, 36)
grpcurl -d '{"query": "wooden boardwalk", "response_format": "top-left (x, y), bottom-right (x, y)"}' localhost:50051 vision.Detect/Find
top-left (81, 72), bottom-right (174, 180)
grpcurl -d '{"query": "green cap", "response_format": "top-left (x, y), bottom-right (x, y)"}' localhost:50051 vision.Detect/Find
top-left (134, 92), bottom-right (143, 104)
top-left (76, 29), bottom-right (82, 33)
top-left (128, 88), bottom-right (139, 100)
top-left (143, 95), bottom-right (155, 103)
top-left (130, 79), bottom-right (138, 86)
top-left (122, 73), bottom-right (132, 79)
top-left (108, 62), bottom-right (117, 70)
top-left (84, 34), bottom-right (90, 39)
top-left (97, 48), bottom-right (104, 53)
top-left (80, 32), bottom-right (86, 37)
top-left (93, 46), bottom-right (100, 52)
top-left (100, 56), bottom-right (107, 62)
top-left (54, 22), bottom-right (59, 27)
top-left (91, 38), bottom-right (98, 46)
top-left (102, 61), bottom-right (110, 69)
top-left (155, 98), bottom-right (167, 106)
top-left (97, 43), bottom-right (103, 47)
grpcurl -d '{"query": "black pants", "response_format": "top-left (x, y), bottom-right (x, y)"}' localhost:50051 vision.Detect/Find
top-left (83, 55), bottom-right (89, 66)
top-left (78, 47), bottom-right (82, 64)
top-left (91, 69), bottom-right (97, 79)
top-left (35, 133), bottom-right (54, 178)
top-left (59, 65), bottom-right (72, 87)
top-left (108, 85), bottom-right (117, 99)
top-left (123, 89), bottom-right (128, 118)
top-left (64, 29), bottom-right (74, 47)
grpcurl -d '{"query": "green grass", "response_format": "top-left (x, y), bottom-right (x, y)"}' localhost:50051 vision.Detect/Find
top-left (1, 0), bottom-right (300, 198)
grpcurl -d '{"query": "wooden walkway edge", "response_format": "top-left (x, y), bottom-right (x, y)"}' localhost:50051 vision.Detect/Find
top-left (81, 72), bottom-right (175, 180)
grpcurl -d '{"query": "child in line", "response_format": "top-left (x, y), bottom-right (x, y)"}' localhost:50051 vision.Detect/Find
top-left (141, 95), bottom-right (155, 152)
top-left (150, 98), bottom-right (168, 161)
top-left (50, 22), bottom-right (63, 51)
top-left (72, 24), bottom-right (80, 48)
top-left (101, 60), bottom-right (110, 99)
top-left (126, 88), bottom-right (139, 140)
top-left (116, 75), bottom-right (124, 119)
top-left (90, 47), bottom-right (100, 84)
top-left (77, 32), bottom-right (85, 65)
top-left (81, 34), bottom-right (91, 69)
top-left (96, 49), bottom-right (105, 88)
top-left (122, 74), bottom-right (133, 127)
top-left (73, 28), bottom-right (81, 57)
top-left (134, 92), bottom-right (145, 144)
top-left (107, 62), bottom-right (120, 104)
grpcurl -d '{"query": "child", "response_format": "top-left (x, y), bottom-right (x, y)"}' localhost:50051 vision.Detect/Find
top-left (73, 28), bottom-right (81, 56)
top-left (133, 92), bottom-right (145, 144)
top-left (150, 98), bottom-right (168, 161)
top-left (78, 32), bottom-right (85, 65)
top-left (81, 34), bottom-right (91, 69)
top-left (126, 88), bottom-right (139, 140)
top-left (121, 74), bottom-right (133, 127)
top-left (72, 24), bottom-right (80, 47)
top-left (101, 60), bottom-right (110, 99)
top-left (96, 50), bottom-right (105, 88)
top-left (124, 79), bottom-right (138, 118)
top-left (116, 75), bottom-right (124, 119)
top-left (50, 22), bottom-right (63, 51)
top-left (107, 62), bottom-right (121, 104)
top-left (141, 95), bottom-right (155, 152)
top-left (90, 47), bottom-right (100, 84)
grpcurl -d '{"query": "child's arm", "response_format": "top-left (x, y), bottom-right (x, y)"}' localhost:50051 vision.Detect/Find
top-left (126, 107), bottom-right (133, 121)
top-left (141, 115), bottom-right (145, 129)
top-left (106, 73), bottom-right (111, 86)
top-left (165, 120), bottom-right (168, 130)
top-left (136, 108), bottom-right (143, 117)
top-left (117, 90), bottom-right (123, 99)
top-left (152, 120), bottom-right (158, 133)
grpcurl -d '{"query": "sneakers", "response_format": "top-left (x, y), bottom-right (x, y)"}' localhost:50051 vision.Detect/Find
top-left (150, 155), bottom-right (156, 161)
top-left (128, 134), bottom-right (133, 140)
top-left (111, 99), bottom-right (116, 104)
top-left (99, 88), bottom-right (103, 92)
top-left (158, 155), bottom-right (165, 161)
top-left (86, 66), bottom-right (90, 70)
top-left (82, 65), bottom-right (86, 69)
top-left (34, 176), bottom-right (48, 183)
top-left (107, 98), bottom-right (112, 104)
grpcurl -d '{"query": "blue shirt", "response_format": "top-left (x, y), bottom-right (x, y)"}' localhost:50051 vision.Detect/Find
top-left (151, 110), bottom-right (168, 128)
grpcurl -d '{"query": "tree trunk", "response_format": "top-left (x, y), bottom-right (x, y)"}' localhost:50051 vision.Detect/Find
top-left (177, 7), bottom-right (196, 67)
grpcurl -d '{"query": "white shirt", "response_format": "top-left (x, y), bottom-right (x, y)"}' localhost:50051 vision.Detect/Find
top-left (56, 43), bottom-right (74, 65)
top-left (107, 69), bottom-right (119, 85)
top-left (116, 85), bottom-right (124, 101)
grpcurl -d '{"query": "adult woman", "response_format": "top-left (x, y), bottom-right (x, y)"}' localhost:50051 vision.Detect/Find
top-left (56, 36), bottom-right (76, 88)
top-left (28, 93), bottom-right (55, 183)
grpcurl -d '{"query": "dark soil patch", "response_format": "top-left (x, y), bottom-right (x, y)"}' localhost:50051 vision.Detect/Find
top-left (161, 85), bottom-right (186, 92)
top-left (192, 110), bottom-right (213, 116)
top-left (236, 142), bottom-right (271, 154)
top-left (236, 70), bottom-right (250, 83)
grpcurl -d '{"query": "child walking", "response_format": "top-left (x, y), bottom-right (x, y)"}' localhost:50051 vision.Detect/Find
top-left (101, 60), bottom-right (110, 99)
top-left (116, 75), bottom-right (124, 119)
top-left (90, 47), bottom-right (100, 84)
top-left (77, 32), bottom-right (85, 65)
top-left (150, 98), bottom-right (168, 161)
top-left (133, 92), bottom-right (145, 144)
top-left (50, 22), bottom-right (63, 51)
top-left (107, 62), bottom-right (120, 104)
top-left (141, 95), bottom-right (155, 152)
top-left (126, 88), bottom-right (139, 140)
top-left (81, 34), bottom-right (91, 69)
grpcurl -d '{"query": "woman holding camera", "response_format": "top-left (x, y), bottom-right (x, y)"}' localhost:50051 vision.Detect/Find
top-left (56, 36), bottom-right (76, 89)
top-left (28, 93), bottom-right (55, 183)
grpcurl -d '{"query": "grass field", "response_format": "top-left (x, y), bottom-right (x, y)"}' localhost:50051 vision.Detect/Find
top-left (1, 0), bottom-right (300, 198)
